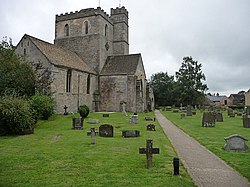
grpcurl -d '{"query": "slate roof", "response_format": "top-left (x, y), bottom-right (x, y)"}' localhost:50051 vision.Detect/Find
top-left (100, 54), bottom-right (141, 75)
top-left (206, 95), bottom-right (227, 102)
top-left (24, 34), bottom-right (95, 74)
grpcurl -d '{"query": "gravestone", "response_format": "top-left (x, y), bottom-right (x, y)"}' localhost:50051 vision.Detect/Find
top-left (192, 111), bottom-right (196, 115)
top-left (87, 128), bottom-right (99, 144)
top-left (165, 106), bottom-right (172, 111)
top-left (229, 113), bottom-right (235, 117)
top-left (224, 134), bottom-right (248, 152)
top-left (202, 112), bottom-right (215, 127)
top-left (173, 109), bottom-right (179, 113)
top-left (121, 102), bottom-right (128, 116)
top-left (99, 124), bottom-right (113, 137)
top-left (145, 116), bottom-right (153, 121)
top-left (228, 108), bottom-right (234, 116)
top-left (72, 117), bottom-right (83, 130)
top-left (186, 105), bottom-right (192, 116)
top-left (243, 117), bottom-right (250, 128)
top-left (63, 105), bottom-right (68, 115)
top-left (139, 140), bottom-right (160, 168)
top-left (180, 113), bottom-right (186, 119)
top-left (245, 106), bottom-right (250, 117)
top-left (103, 114), bottom-right (109, 117)
top-left (88, 118), bottom-right (99, 124)
top-left (122, 130), bottom-right (140, 138)
top-left (215, 112), bottom-right (223, 122)
top-left (129, 115), bottom-right (138, 124)
top-left (147, 124), bottom-right (156, 131)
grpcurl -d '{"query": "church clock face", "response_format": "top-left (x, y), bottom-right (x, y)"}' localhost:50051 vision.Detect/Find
top-left (105, 42), bottom-right (109, 51)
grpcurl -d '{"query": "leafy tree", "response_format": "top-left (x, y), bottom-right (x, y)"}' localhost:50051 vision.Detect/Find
top-left (0, 37), bottom-right (35, 96)
top-left (150, 72), bottom-right (176, 106)
top-left (175, 56), bottom-right (208, 105)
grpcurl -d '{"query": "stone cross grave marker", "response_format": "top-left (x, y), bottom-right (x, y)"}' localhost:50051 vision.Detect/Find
top-left (87, 128), bottom-right (99, 144)
top-left (99, 124), bottom-right (113, 137)
top-left (147, 124), bottom-right (156, 131)
top-left (129, 115), bottom-right (138, 124)
top-left (139, 140), bottom-right (160, 168)
top-left (63, 105), bottom-right (68, 115)
top-left (103, 114), bottom-right (109, 117)
top-left (122, 130), bottom-right (140, 138)
top-left (202, 112), bottom-right (215, 127)
top-left (186, 105), bottom-right (192, 116)
top-left (72, 117), bottom-right (83, 130)
top-left (224, 134), bottom-right (248, 152)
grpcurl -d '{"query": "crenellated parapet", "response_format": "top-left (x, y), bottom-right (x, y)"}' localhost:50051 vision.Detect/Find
top-left (111, 6), bottom-right (128, 17)
top-left (56, 7), bottom-right (112, 23)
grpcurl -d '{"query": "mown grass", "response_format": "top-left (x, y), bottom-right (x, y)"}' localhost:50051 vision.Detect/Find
top-left (0, 112), bottom-right (195, 187)
top-left (161, 110), bottom-right (250, 181)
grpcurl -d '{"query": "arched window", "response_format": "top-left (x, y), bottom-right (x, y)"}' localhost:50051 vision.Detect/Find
top-left (84, 21), bottom-right (89, 34)
top-left (64, 24), bottom-right (69, 36)
top-left (87, 74), bottom-right (90, 94)
top-left (105, 24), bottom-right (108, 37)
top-left (66, 69), bottom-right (72, 92)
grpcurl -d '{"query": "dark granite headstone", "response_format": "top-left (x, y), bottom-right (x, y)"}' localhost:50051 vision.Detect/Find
top-left (202, 112), bottom-right (215, 127)
top-left (122, 130), bottom-right (140, 138)
top-left (72, 117), bottom-right (83, 130)
top-left (243, 118), bottom-right (250, 128)
top-left (99, 124), bottom-right (113, 137)
top-left (103, 114), bottom-right (109, 117)
top-left (147, 124), bottom-right (156, 131)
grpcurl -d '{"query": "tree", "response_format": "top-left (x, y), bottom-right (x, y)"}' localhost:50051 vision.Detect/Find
top-left (0, 37), bottom-right (35, 96)
top-left (150, 72), bottom-right (176, 106)
top-left (175, 56), bottom-right (208, 105)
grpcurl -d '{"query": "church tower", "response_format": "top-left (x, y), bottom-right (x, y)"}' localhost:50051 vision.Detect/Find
top-left (111, 7), bottom-right (129, 55)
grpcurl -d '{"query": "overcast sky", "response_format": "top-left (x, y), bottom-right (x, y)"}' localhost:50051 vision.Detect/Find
top-left (1, 0), bottom-right (250, 96)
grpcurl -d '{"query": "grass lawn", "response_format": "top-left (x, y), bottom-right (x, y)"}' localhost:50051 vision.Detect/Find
top-left (0, 112), bottom-right (195, 187)
top-left (161, 110), bottom-right (250, 181)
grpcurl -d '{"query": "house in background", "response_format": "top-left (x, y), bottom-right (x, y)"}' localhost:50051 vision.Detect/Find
top-left (245, 89), bottom-right (250, 106)
top-left (228, 92), bottom-right (245, 107)
top-left (206, 95), bottom-right (229, 107)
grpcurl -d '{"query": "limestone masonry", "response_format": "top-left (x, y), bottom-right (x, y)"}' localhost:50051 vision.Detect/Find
top-left (15, 6), bottom-right (154, 113)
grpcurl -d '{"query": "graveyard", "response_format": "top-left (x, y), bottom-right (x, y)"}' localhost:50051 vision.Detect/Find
top-left (161, 108), bottom-right (250, 181)
top-left (0, 112), bottom-right (195, 187)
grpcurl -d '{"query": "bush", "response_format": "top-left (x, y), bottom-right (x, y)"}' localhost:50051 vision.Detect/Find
top-left (30, 93), bottom-right (55, 120)
top-left (78, 104), bottom-right (89, 118)
top-left (0, 95), bottom-right (35, 135)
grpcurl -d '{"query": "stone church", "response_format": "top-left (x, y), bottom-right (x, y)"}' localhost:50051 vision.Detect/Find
top-left (15, 6), bottom-right (154, 113)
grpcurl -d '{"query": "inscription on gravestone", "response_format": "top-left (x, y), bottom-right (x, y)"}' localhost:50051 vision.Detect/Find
top-left (147, 124), bottom-right (156, 131)
top-left (99, 124), bottom-right (113, 137)
top-left (122, 130), bottom-right (140, 138)
top-left (72, 117), bottom-right (83, 130)
top-left (139, 140), bottom-right (160, 168)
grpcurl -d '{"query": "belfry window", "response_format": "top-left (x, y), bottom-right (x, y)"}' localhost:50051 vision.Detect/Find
top-left (84, 21), bottom-right (89, 34)
top-left (64, 24), bottom-right (69, 36)
top-left (66, 69), bottom-right (72, 92)
top-left (105, 24), bottom-right (108, 37)
top-left (87, 74), bottom-right (90, 94)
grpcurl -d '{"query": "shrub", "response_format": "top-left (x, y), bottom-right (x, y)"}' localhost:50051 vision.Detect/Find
top-left (0, 95), bottom-right (35, 135)
top-left (78, 104), bottom-right (89, 118)
top-left (30, 93), bottom-right (55, 120)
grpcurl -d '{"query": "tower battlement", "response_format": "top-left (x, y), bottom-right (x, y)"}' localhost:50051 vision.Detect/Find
top-left (111, 6), bottom-right (128, 17)
top-left (56, 7), bottom-right (112, 23)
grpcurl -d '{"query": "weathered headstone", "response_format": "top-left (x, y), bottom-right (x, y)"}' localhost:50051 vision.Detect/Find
top-left (180, 113), bottom-right (186, 119)
top-left (228, 108), bottom-right (234, 116)
top-left (122, 130), bottom-right (140, 138)
top-left (88, 118), bottom-right (99, 124)
top-left (192, 111), bottom-right (196, 115)
top-left (173, 109), bottom-right (179, 113)
top-left (72, 117), bottom-right (83, 130)
top-left (173, 157), bottom-right (180, 176)
top-left (147, 124), bottom-right (156, 131)
top-left (243, 117), bottom-right (250, 128)
top-left (145, 116), bottom-right (153, 121)
top-left (139, 140), bottom-right (160, 168)
top-left (121, 102), bottom-right (128, 116)
top-left (202, 112), bottom-right (215, 127)
top-left (215, 112), bottom-right (223, 122)
top-left (99, 124), bottom-right (113, 137)
top-left (103, 114), bottom-right (109, 117)
top-left (186, 105), bottom-right (192, 116)
top-left (229, 113), bottom-right (235, 118)
top-left (224, 134), bottom-right (248, 152)
top-left (129, 115), bottom-right (138, 124)
top-left (87, 128), bottom-right (99, 144)
top-left (165, 106), bottom-right (172, 111)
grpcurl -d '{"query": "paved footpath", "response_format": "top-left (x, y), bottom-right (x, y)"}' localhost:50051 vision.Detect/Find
top-left (155, 110), bottom-right (250, 187)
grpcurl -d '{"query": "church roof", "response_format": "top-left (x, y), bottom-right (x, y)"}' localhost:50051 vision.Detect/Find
top-left (100, 54), bottom-right (141, 75)
top-left (24, 34), bottom-right (95, 74)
